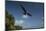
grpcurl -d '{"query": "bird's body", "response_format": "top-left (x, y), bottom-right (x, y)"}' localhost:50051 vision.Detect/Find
top-left (20, 4), bottom-right (32, 16)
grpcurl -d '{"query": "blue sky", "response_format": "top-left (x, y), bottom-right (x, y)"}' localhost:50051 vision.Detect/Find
top-left (6, 1), bottom-right (44, 29)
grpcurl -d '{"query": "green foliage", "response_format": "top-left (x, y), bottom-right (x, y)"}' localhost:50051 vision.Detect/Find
top-left (15, 26), bottom-right (22, 30)
top-left (5, 10), bottom-right (23, 30)
top-left (5, 10), bottom-right (15, 30)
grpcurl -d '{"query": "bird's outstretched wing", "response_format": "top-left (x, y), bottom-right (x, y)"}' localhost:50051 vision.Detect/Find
top-left (27, 13), bottom-right (32, 16)
top-left (20, 4), bottom-right (26, 13)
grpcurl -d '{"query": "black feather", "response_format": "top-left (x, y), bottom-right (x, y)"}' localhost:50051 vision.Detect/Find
top-left (20, 4), bottom-right (26, 13)
top-left (27, 13), bottom-right (32, 16)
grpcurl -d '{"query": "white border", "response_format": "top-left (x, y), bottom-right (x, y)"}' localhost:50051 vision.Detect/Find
top-left (0, 0), bottom-right (46, 31)
top-left (8, 0), bottom-right (44, 3)
top-left (0, 0), bottom-right (5, 31)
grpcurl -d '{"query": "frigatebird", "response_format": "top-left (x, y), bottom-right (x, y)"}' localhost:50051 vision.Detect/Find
top-left (20, 4), bottom-right (32, 16)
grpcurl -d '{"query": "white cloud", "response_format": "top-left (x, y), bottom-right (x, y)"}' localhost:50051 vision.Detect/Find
top-left (22, 15), bottom-right (28, 18)
top-left (20, 20), bottom-right (24, 24)
top-left (15, 20), bottom-right (24, 26)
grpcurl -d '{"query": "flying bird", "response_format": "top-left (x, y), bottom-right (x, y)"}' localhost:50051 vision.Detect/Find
top-left (20, 4), bottom-right (32, 16)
